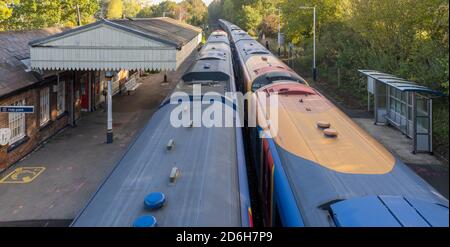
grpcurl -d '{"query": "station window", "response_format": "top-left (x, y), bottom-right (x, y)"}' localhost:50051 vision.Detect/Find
top-left (40, 87), bottom-right (50, 126)
top-left (57, 79), bottom-right (65, 115)
top-left (8, 99), bottom-right (26, 144)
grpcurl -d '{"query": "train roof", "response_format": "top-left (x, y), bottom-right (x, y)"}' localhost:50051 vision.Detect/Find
top-left (257, 82), bottom-right (449, 226)
top-left (330, 195), bottom-right (448, 226)
top-left (207, 31), bottom-right (230, 44)
top-left (207, 35), bottom-right (230, 44)
top-left (228, 28), bottom-right (307, 91)
top-left (182, 42), bottom-right (232, 84)
top-left (231, 30), bottom-right (253, 43)
top-left (71, 102), bottom-right (242, 226)
top-left (71, 31), bottom-right (246, 227)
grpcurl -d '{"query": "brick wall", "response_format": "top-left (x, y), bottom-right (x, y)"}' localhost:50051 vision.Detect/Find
top-left (0, 75), bottom-right (72, 171)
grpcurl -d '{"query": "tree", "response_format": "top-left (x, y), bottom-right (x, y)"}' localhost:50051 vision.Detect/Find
top-left (0, 0), bottom-right (14, 29)
top-left (260, 14), bottom-right (278, 37)
top-left (106, 0), bottom-right (123, 19)
top-left (180, 0), bottom-right (207, 26)
top-left (208, 0), bottom-right (281, 34)
top-left (242, 4), bottom-right (262, 36)
top-left (123, 0), bottom-right (142, 18)
top-left (136, 5), bottom-right (155, 18)
top-left (0, 0), bottom-right (99, 30)
top-left (222, 0), bottom-right (235, 24)
top-left (136, 0), bottom-right (207, 27)
top-left (4, 0), bottom-right (62, 30)
top-left (207, 0), bottom-right (223, 24)
top-left (151, 0), bottom-right (178, 18)
top-left (60, 0), bottom-right (99, 26)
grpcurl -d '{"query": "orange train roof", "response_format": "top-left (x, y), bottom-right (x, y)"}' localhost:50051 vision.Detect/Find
top-left (257, 82), bottom-right (395, 175)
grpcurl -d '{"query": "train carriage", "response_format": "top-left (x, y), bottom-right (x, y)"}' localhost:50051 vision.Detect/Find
top-left (219, 19), bottom-right (449, 227)
top-left (71, 30), bottom-right (252, 227)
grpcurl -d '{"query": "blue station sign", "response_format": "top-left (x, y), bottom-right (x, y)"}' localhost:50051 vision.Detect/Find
top-left (0, 106), bottom-right (35, 113)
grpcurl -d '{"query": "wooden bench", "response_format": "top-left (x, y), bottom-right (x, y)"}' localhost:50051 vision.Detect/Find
top-left (123, 78), bottom-right (141, 95)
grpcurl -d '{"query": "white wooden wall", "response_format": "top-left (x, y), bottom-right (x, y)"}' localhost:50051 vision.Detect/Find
top-left (176, 33), bottom-right (202, 69)
top-left (30, 24), bottom-right (178, 71)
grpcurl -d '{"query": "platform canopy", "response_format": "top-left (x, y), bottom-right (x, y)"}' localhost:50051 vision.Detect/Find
top-left (358, 70), bottom-right (444, 96)
top-left (29, 17), bottom-right (202, 71)
top-left (358, 69), bottom-right (445, 153)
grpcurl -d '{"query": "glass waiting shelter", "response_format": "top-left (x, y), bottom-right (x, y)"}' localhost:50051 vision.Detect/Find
top-left (358, 70), bottom-right (445, 154)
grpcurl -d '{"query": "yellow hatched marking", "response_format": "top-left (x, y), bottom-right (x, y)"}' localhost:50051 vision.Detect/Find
top-left (0, 167), bottom-right (46, 184)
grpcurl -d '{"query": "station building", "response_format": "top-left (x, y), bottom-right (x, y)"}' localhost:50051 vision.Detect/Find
top-left (0, 17), bottom-right (202, 171)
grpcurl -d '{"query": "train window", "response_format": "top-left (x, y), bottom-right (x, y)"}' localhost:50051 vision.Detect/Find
top-left (245, 48), bottom-right (269, 55)
top-left (251, 72), bottom-right (306, 92)
top-left (198, 52), bottom-right (226, 60)
top-left (185, 80), bottom-right (223, 85)
top-left (183, 71), bottom-right (230, 82)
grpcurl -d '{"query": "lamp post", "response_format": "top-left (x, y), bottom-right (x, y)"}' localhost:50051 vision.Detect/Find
top-left (105, 71), bottom-right (114, 144)
top-left (277, 7), bottom-right (281, 56)
top-left (298, 6), bottom-right (317, 81)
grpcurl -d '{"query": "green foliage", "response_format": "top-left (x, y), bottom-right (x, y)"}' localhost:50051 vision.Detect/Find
top-left (136, 5), bottom-right (154, 18)
top-left (61, 0), bottom-right (99, 26)
top-left (122, 0), bottom-right (142, 18)
top-left (222, 0), bottom-right (235, 24)
top-left (0, 0), bottom-right (99, 30)
top-left (242, 4), bottom-right (261, 36)
top-left (259, 14), bottom-right (278, 37)
top-left (180, 0), bottom-right (207, 27)
top-left (0, 1), bottom-right (15, 30)
top-left (152, 0), bottom-right (178, 18)
top-left (209, 0), bottom-right (281, 35)
top-left (106, 0), bottom-right (122, 19)
top-left (136, 0), bottom-right (207, 27)
top-left (212, 0), bottom-right (449, 158)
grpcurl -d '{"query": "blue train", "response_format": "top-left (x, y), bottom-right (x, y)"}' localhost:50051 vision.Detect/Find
top-left (71, 30), bottom-right (252, 227)
top-left (219, 19), bottom-right (449, 227)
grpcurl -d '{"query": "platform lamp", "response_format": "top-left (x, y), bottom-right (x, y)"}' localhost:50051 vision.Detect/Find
top-left (105, 71), bottom-right (114, 143)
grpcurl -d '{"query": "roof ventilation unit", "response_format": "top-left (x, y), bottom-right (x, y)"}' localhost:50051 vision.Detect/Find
top-left (317, 121), bottom-right (331, 129)
top-left (324, 128), bottom-right (338, 138)
top-left (169, 167), bottom-right (180, 183)
top-left (132, 215), bottom-right (157, 227)
top-left (144, 192), bottom-right (166, 209)
top-left (167, 139), bottom-right (175, 150)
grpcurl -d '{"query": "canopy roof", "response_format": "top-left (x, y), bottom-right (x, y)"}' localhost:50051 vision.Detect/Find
top-left (29, 18), bottom-right (202, 71)
top-left (358, 69), bottom-right (445, 96)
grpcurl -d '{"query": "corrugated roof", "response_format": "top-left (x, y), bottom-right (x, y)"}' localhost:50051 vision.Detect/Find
top-left (358, 69), bottom-right (445, 96)
top-left (0, 27), bottom-right (69, 98)
top-left (109, 18), bottom-right (202, 48)
top-left (29, 17), bottom-right (202, 49)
